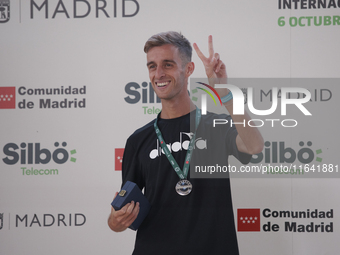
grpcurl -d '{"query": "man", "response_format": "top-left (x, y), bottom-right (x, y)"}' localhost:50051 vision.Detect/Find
top-left (108, 31), bottom-right (264, 254)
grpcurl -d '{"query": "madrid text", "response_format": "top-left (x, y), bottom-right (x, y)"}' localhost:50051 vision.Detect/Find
top-left (16, 213), bottom-right (86, 227)
top-left (29, 0), bottom-right (140, 19)
top-left (263, 208), bottom-right (334, 233)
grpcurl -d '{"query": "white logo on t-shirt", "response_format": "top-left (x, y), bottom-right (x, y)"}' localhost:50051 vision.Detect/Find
top-left (149, 132), bottom-right (207, 160)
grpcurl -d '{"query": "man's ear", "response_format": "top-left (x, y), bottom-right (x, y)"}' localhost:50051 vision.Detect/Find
top-left (185, 62), bottom-right (195, 77)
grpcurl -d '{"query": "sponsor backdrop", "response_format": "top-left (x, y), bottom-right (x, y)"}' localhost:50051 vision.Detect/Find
top-left (0, 0), bottom-right (339, 254)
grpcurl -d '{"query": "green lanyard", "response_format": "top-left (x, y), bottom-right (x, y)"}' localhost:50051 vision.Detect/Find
top-left (153, 108), bottom-right (201, 180)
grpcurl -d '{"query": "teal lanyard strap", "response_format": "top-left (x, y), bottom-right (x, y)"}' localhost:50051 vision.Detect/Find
top-left (153, 108), bottom-right (201, 180)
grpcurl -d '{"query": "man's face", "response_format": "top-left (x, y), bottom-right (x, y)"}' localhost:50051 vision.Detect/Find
top-left (146, 44), bottom-right (190, 101)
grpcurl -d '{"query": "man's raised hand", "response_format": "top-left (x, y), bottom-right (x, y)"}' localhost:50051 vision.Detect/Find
top-left (193, 35), bottom-right (227, 82)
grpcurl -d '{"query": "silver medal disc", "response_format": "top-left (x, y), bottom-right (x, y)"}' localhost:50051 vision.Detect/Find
top-left (175, 180), bottom-right (192, 196)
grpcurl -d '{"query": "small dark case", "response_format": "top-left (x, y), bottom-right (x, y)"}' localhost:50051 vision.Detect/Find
top-left (111, 181), bottom-right (150, 230)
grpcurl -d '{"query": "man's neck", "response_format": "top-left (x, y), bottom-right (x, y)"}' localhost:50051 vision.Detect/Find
top-left (160, 97), bottom-right (196, 119)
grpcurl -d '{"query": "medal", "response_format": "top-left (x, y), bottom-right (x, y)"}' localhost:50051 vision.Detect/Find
top-left (175, 180), bottom-right (192, 196)
top-left (154, 108), bottom-right (201, 196)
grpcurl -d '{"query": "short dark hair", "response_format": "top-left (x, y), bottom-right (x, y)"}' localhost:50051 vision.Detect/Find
top-left (144, 31), bottom-right (192, 65)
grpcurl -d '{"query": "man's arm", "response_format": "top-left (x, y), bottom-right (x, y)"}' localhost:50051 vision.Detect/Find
top-left (108, 192), bottom-right (140, 232)
top-left (193, 35), bottom-right (264, 155)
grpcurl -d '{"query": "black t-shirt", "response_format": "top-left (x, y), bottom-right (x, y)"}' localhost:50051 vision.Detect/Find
top-left (122, 111), bottom-right (252, 255)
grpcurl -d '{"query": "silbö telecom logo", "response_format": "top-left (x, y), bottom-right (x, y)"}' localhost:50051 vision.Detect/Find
top-left (192, 82), bottom-right (312, 128)
top-left (124, 81), bottom-right (162, 115)
top-left (2, 141), bottom-right (77, 176)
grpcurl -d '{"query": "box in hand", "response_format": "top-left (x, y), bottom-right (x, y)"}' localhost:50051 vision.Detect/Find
top-left (111, 181), bottom-right (151, 230)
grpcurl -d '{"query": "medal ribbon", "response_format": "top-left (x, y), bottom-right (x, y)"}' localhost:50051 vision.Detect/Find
top-left (154, 108), bottom-right (201, 180)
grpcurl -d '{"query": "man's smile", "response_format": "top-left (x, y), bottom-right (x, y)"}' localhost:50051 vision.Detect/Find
top-left (155, 81), bottom-right (171, 87)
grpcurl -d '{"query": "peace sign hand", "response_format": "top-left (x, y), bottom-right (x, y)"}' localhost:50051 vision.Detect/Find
top-left (193, 35), bottom-right (227, 84)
